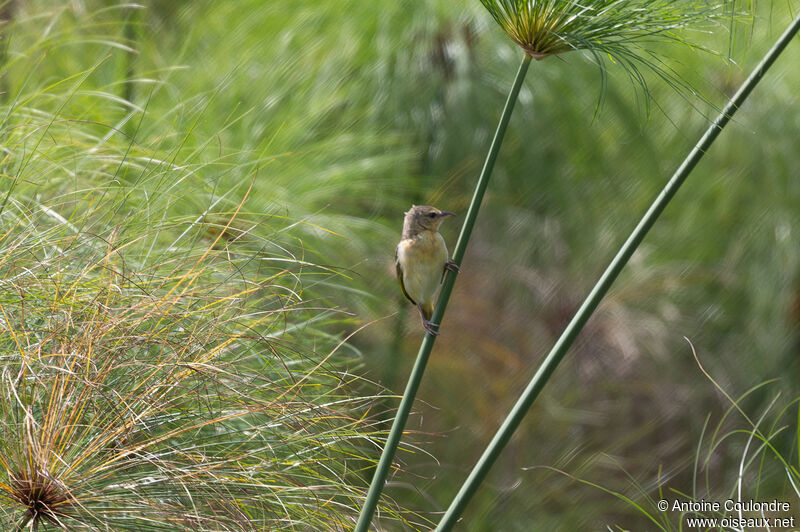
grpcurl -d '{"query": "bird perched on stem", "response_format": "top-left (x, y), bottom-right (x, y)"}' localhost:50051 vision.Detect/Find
top-left (395, 205), bottom-right (458, 335)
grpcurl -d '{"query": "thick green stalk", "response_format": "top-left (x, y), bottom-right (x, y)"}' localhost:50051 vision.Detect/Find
top-left (354, 54), bottom-right (532, 532)
top-left (437, 14), bottom-right (800, 531)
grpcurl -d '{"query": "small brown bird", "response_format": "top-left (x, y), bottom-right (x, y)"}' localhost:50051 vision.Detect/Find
top-left (395, 205), bottom-right (458, 335)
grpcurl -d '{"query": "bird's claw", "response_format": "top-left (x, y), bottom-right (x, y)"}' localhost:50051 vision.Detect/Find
top-left (422, 319), bottom-right (440, 336)
top-left (444, 260), bottom-right (460, 273)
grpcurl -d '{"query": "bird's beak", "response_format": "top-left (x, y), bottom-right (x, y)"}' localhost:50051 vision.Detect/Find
top-left (439, 211), bottom-right (455, 218)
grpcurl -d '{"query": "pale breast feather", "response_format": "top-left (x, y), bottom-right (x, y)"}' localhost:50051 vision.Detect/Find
top-left (396, 233), bottom-right (448, 306)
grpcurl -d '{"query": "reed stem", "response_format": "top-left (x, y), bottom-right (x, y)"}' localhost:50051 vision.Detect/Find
top-left (354, 53), bottom-right (532, 531)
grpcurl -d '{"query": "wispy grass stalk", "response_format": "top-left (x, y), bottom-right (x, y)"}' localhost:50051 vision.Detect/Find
top-left (528, 356), bottom-right (800, 531)
top-left (436, 11), bottom-right (800, 530)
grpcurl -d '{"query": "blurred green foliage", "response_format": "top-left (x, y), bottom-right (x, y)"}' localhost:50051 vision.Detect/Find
top-left (2, 0), bottom-right (799, 529)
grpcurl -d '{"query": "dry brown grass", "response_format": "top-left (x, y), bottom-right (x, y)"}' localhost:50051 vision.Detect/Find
top-left (0, 193), bottom-right (392, 530)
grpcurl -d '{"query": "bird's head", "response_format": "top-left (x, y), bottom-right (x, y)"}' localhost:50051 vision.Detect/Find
top-left (403, 205), bottom-right (455, 236)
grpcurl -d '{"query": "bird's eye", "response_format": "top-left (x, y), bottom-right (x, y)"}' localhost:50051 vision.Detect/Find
top-left (428, 213), bottom-right (437, 218)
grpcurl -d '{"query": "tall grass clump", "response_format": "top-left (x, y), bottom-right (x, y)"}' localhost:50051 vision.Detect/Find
top-left (0, 198), bottom-right (392, 530)
top-left (0, 3), bottom-right (411, 530)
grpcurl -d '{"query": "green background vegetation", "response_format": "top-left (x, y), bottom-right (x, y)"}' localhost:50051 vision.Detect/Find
top-left (1, 0), bottom-right (798, 529)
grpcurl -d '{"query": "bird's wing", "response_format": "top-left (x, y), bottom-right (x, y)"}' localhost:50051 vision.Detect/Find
top-left (395, 245), bottom-right (416, 305)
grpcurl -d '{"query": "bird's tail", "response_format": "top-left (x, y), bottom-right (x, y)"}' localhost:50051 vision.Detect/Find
top-left (420, 303), bottom-right (434, 322)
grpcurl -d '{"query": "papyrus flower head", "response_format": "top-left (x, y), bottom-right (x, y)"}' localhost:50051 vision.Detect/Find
top-left (480, 0), bottom-right (723, 61)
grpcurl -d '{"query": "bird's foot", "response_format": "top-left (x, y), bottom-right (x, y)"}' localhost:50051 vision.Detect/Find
top-left (444, 260), bottom-right (460, 273)
top-left (422, 319), bottom-right (440, 336)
